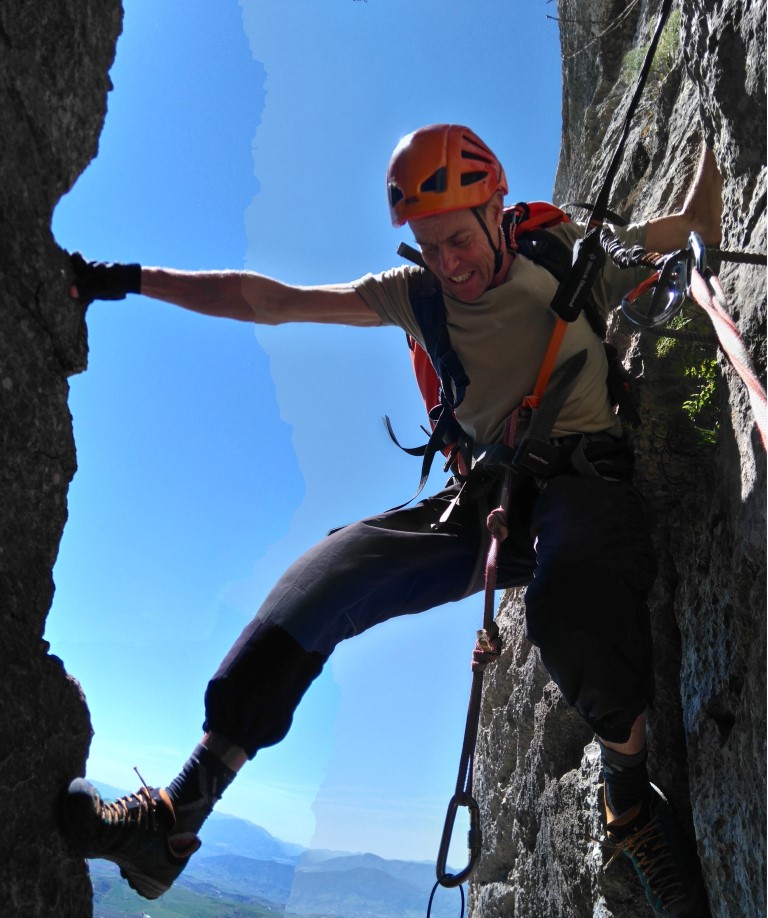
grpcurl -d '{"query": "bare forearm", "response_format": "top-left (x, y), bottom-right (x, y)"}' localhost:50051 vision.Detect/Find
top-left (645, 145), bottom-right (723, 252)
top-left (140, 268), bottom-right (257, 322)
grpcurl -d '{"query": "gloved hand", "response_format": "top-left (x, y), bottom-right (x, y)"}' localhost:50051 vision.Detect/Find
top-left (68, 251), bottom-right (142, 301)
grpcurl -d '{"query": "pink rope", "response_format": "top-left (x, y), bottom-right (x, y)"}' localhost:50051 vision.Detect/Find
top-left (471, 506), bottom-right (507, 673)
top-left (689, 267), bottom-right (767, 450)
top-left (486, 506), bottom-right (509, 542)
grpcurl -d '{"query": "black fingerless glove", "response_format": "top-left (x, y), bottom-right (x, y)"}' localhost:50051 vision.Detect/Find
top-left (69, 251), bottom-right (142, 301)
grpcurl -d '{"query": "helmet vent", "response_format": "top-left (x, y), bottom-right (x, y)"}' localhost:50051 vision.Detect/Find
top-left (388, 184), bottom-right (404, 207)
top-left (461, 149), bottom-right (493, 163)
top-left (460, 170), bottom-right (488, 187)
top-left (420, 167), bottom-right (447, 194)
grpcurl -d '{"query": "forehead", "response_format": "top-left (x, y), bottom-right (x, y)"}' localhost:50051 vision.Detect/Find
top-left (408, 208), bottom-right (477, 246)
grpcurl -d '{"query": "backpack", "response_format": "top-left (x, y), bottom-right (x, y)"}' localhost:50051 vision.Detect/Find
top-left (388, 201), bottom-right (639, 486)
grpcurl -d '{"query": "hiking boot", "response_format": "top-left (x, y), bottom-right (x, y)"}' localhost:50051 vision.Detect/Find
top-left (61, 777), bottom-right (201, 900)
top-left (601, 783), bottom-right (709, 917)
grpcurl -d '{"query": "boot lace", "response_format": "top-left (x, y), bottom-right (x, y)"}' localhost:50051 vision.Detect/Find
top-left (602, 812), bottom-right (685, 907)
top-left (100, 768), bottom-right (163, 834)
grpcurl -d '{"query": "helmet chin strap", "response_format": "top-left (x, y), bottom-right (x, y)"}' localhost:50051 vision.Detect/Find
top-left (471, 207), bottom-right (504, 275)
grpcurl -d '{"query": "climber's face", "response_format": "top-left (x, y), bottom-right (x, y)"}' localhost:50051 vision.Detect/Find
top-left (410, 200), bottom-right (507, 303)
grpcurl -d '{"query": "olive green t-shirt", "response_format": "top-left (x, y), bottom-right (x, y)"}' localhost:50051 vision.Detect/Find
top-left (353, 222), bottom-right (648, 443)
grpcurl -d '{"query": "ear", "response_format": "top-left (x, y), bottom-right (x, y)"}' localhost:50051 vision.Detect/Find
top-left (487, 192), bottom-right (505, 226)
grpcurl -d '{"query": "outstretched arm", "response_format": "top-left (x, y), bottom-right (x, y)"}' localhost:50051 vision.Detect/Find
top-left (69, 259), bottom-right (381, 327)
top-left (139, 267), bottom-right (382, 326)
top-left (644, 144), bottom-right (723, 253)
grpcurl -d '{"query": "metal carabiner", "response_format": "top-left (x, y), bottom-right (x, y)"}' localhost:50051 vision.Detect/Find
top-left (620, 247), bottom-right (690, 328)
top-left (688, 230), bottom-right (707, 275)
top-left (435, 791), bottom-right (482, 888)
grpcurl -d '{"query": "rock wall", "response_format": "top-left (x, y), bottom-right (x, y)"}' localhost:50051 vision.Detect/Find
top-left (470, 1), bottom-right (766, 916)
top-left (0, 2), bottom-right (122, 915)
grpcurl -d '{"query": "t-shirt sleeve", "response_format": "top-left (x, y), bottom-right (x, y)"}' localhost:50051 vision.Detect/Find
top-left (553, 220), bottom-right (652, 321)
top-left (352, 266), bottom-right (424, 341)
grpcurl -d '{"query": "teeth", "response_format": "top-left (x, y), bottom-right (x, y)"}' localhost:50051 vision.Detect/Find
top-left (450, 273), bottom-right (471, 283)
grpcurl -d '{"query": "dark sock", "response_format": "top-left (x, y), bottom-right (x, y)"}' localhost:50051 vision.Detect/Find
top-left (600, 742), bottom-right (650, 816)
top-left (165, 743), bottom-right (236, 837)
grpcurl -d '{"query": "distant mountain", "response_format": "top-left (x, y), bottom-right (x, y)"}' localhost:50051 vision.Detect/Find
top-left (200, 811), bottom-right (305, 863)
top-left (180, 853), bottom-right (296, 902)
top-left (287, 863), bottom-right (458, 918)
top-left (297, 850), bottom-right (442, 887)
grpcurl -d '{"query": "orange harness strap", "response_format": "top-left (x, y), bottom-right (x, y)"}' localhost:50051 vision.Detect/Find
top-left (522, 316), bottom-right (569, 411)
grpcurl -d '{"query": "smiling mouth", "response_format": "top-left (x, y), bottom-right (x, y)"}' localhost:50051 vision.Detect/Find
top-left (448, 271), bottom-right (472, 284)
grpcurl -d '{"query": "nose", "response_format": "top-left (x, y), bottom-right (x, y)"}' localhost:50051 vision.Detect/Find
top-left (439, 246), bottom-right (460, 276)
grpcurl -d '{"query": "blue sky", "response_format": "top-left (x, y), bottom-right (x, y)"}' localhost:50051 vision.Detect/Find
top-left (47, 0), bottom-right (562, 863)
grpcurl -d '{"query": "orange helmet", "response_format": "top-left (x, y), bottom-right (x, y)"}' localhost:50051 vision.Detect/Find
top-left (387, 124), bottom-right (508, 226)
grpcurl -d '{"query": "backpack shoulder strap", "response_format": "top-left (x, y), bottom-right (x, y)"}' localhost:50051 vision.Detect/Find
top-left (401, 261), bottom-right (470, 411)
top-left (381, 256), bottom-right (473, 506)
top-left (504, 202), bottom-right (609, 339)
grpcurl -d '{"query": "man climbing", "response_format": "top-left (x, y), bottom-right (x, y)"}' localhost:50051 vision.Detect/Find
top-left (61, 124), bottom-right (721, 916)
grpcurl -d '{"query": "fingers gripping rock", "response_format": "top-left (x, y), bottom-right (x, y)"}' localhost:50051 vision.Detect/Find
top-left (69, 251), bottom-right (141, 301)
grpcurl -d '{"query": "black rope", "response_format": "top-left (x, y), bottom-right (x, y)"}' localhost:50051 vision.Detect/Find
top-left (586, 0), bottom-right (675, 229)
top-left (707, 247), bottom-right (767, 265)
top-left (549, 0), bottom-right (676, 322)
top-left (427, 878), bottom-right (465, 918)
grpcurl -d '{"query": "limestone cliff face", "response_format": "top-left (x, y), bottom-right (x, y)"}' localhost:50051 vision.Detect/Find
top-left (0, 2), bottom-right (122, 914)
top-left (470, 1), bottom-right (765, 916)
